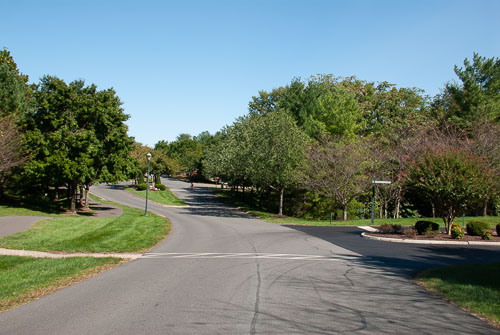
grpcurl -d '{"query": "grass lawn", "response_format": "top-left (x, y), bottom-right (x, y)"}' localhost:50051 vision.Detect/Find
top-left (213, 189), bottom-right (500, 227)
top-left (0, 205), bottom-right (58, 217)
top-left (0, 198), bottom-right (171, 312)
top-left (0, 256), bottom-right (123, 312)
top-left (126, 187), bottom-right (186, 206)
top-left (0, 203), bottom-right (170, 253)
top-left (416, 263), bottom-right (500, 328)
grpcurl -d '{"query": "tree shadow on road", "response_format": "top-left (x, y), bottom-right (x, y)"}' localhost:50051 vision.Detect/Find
top-left (284, 225), bottom-right (500, 277)
top-left (176, 187), bottom-right (253, 219)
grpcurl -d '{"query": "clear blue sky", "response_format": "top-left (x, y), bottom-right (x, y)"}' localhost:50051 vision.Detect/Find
top-left (1, 0), bottom-right (499, 146)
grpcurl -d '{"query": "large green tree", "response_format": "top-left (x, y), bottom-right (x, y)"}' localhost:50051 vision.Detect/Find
top-left (203, 123), bottom-right (249, 188)
top-left (242, 110), bottom-right (308, 216)
top-left (435, 53), bottom-right (500, 129)
top-left (23, 76), bottom-right (133, 212)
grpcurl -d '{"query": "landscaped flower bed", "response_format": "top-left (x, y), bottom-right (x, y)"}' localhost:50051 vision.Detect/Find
top-left (366, 231), bottom-right (500, 242)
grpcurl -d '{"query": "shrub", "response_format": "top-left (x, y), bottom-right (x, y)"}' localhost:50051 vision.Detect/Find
top-left (481, 229), bottom-right (492, 240)
top-left (466, 221), bottom-right (489, 236)
top-left (378, 223), bottom-right (392, 234)
top-left (378, 223), bottom-right (402, 234)
top-left (155, 184), bottom-right (166, 191)
top-left (496, 224), bottom-right (500, 236)
top-left (137, 183), bottom-right (147, 191)
top-left (415, 221), bottom-right (440, 235)
top-left (404, 227), bottom-right (416, 238)
top-left (451, 224), bottom-right (464, 239)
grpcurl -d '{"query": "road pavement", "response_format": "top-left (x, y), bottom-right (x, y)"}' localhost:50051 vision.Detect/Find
top-left (0, 178), bottom-right (499, 334)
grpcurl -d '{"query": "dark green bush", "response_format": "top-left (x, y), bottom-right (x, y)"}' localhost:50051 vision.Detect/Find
top-left (466, 221), bottom-right (489, 236)
top-left (496, 224), bottom-right (500, 236)
top-left (415, 220), bottom-right (440, 235)
top-left (137, 183), bottom-right (147, 191)
top-left (155, 184), bottom-right (166, 191)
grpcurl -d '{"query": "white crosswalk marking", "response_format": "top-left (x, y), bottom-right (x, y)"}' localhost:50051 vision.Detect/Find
top-left (140, 252), bottom-right (359, 261)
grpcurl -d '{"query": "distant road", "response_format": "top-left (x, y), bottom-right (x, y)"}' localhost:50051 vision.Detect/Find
top-left (0, 178), bottom-right (498, 334)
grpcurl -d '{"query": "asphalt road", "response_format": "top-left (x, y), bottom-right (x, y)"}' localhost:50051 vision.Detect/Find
top-left (1, 178), bottom-right (499, 334)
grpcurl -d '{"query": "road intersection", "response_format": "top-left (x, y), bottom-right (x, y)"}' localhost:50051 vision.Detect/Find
top-left (1, 178), bottom-right (499, 334)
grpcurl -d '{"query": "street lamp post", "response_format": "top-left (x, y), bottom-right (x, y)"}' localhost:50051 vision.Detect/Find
top-left (145, 153), bottom-right (152, 216)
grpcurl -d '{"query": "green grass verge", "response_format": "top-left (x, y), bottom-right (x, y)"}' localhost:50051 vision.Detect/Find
top-left (0, 205), bottom-right (58, 217)
top-left (0, 202), bottom-right (170, 253)
top-left (126, 187), bottom-right (186, 206)
top-left (213, 189), bottom-right (499, 227)
top-left (416, 263), bottom-right (500, 328)
top-left (0, 256), bottom-right (122, 312)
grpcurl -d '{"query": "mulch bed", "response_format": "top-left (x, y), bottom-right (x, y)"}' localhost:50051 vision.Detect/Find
top-left (367, 232), bottom-right (500, 242)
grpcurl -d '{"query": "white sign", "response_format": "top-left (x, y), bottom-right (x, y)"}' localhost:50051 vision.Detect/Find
top-left (373, 180), bottom-right (391, 184)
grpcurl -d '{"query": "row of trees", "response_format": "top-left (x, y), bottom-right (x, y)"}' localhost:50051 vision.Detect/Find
top-left (3, 47), bottom-right (496, 228)
top-left (0, 49), bottom-right (135, 212)
top-left (198, 53), bottom-right (499, 233)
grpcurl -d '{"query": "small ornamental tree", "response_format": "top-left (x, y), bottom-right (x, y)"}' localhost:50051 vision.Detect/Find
top-left (405, 147), bottom-right (490, 235)
top-left (304, 138), bottom-right (372, 220)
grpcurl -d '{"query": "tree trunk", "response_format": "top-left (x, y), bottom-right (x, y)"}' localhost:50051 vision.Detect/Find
top-left (79, 185), bottom-right (85, 207)
top-left (343, 204), bottom-right (348, 221)
top-left (483, 201), bottom-right (488, 217)
top-left (69, 184), bottom-right (77, 214)
top-left (395, 187), bottom-right (401, 219)
top-left (446, 207), bottom-right (454, 235)
top-left (278, 188), bottom-right (284, 216)
top-left (84, 185), bottom-right (90, 209)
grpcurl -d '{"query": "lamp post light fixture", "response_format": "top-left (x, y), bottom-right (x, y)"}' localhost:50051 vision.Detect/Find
top-left (371, 179), bottom-right (391, 225)
top-left (145, 153), bottom-right (152, 216)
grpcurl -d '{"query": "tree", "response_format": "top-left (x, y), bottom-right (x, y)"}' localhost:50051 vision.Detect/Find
top-left (304, 138), bottom-right (372, 220)
top-left (23, 76), bottom-right (133, 212)
top-left (436, 53), bottom-right (500, 129)
top-left (0, 116), bottom-right (27, 198)
top-left (244, 110), bottom-right (309, 216)
top-left (203, 121), bottom-right (253, 189)
top-left (365, 82), bottom-right (429, 140)
top-left (249, 75), bottom-right (369, 139)
top-left (0, 49), bottom-right (33, 199)
top-left (469, 119), bottom-right (500, 215)
top-left (167, 134), bottom-right (203, 173)
top-left (405, 146), bottom-right (491, 234)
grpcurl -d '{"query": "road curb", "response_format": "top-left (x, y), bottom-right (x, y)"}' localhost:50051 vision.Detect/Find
top-left (360, 232), bottom-right (500, 246)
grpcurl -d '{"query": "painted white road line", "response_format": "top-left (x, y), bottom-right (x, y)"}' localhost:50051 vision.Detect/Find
top-left (140, 252), bottom-right (360, 261)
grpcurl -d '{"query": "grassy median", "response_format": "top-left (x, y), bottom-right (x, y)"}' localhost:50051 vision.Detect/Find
top-left (0, 203), bottom-right (169, 253)
top-left (416, 263), bottom-right (500, 328)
